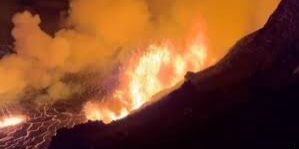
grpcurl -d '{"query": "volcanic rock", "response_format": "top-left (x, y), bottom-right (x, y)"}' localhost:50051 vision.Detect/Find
top-left (49, 0), bottom-right (299, 148)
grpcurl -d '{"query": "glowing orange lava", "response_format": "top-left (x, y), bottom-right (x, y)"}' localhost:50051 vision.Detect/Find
top-left (0, 115), bottom-right (26, 129)
top-left (84, 25), bottom-right (209, 124)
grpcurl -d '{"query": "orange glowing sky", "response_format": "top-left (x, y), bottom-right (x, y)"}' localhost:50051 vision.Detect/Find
top-left (196, 0), bottom-right (280, 59)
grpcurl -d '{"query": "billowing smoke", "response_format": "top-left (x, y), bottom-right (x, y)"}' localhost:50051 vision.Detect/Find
top-left (0, 0), bottom-right (281, 106)
top-left (0, 0), bottom-right (207, 105)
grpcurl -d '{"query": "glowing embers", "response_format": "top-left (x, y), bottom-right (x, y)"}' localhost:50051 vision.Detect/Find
top-left (0, 115), bottom-right (27, 129)
top-left (84, 31), bottom-right (208, 124)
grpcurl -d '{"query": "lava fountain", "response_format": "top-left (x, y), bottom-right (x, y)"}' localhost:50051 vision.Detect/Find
top-left (0, 115), bottom-right (26, 129)
top-left (84, 26), bottom-right (209, 123)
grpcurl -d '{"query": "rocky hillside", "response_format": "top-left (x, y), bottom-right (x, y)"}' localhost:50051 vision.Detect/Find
top-left (49, 0), bottom-right (299, 148)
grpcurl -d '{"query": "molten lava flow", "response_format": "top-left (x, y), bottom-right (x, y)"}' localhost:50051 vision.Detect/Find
top-left (0, 115), bottom-right (26, 129)
top-left (84, 28), bottom-right (208, 124)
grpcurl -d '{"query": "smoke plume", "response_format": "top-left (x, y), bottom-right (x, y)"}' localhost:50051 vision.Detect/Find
top-left (0, 0), bottom-right (280, 106)
top-left (0, 0), bottom-right (206, 105)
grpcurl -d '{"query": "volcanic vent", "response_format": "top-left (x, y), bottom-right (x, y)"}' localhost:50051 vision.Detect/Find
top-left (50, 0), bottom-right (299, 148)
top-left (0, 0), bottom-right (211, 148)
top-left (0, 0), bottom-right (281, 149)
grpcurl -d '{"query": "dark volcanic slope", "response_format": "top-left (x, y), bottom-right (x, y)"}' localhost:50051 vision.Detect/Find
top-left (50, 0), bottom-right (299, 149)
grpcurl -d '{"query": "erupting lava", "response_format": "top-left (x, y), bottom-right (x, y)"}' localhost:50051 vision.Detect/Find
top-left (0, 115), bottom-right (26, 129)
top-left (0, 105), bottom-right (85, 149)
top-left (84, 27), bottom-right (209, 123)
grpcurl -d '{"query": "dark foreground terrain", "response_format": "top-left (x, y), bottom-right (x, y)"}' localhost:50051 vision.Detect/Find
top-left (49, 0), bottom-right (299, 148)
